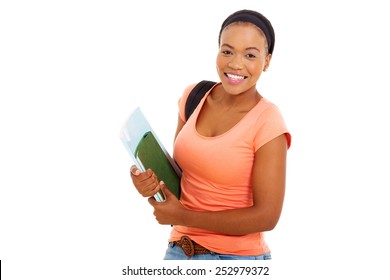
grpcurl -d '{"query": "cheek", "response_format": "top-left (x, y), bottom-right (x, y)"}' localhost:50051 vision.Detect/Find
top-left (216, 55), bottom-right (228, 77)
top-left (246, 61), bottom-right (263, 77)
top-left (216, 54), bottom-right (226, 70)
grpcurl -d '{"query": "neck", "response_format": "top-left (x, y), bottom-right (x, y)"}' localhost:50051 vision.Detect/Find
top-left (219, 86), bottom-right (261, 111)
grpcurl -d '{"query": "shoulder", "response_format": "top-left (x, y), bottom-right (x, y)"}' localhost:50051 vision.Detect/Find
top-left (178, 83), bottom-right (199, 122)
top-left (179, 83), bottom-right (198, 104)
top-left (252, 98), bottom-right (291, 149)
top-left (249, 98), bottom-right (285, 125)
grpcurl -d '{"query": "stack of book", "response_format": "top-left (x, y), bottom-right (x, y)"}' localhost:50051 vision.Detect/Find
top-left (120, 107), bottom-right (181, 201)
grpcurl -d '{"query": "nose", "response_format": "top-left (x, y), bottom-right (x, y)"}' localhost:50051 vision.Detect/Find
top-left (228, 55), bottom-right (244, 70)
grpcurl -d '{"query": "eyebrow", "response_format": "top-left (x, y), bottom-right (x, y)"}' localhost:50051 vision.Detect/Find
top-left (221, 43), bottom-right (261, 53)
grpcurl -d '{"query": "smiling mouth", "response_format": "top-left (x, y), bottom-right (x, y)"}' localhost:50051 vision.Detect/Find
top-left (225, 73), bottom-right (247, 81)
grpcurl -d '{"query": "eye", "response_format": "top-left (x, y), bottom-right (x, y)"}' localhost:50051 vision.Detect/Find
top-left (221, 50), bottom-right (233, 55)
top-left (246, 53), bottom-right (257, 59)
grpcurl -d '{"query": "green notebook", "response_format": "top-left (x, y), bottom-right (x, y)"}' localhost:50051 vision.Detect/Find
top-left (120, 107), bottom-right (181, 202)
top-left (135, 131), bottom-right (181, 200)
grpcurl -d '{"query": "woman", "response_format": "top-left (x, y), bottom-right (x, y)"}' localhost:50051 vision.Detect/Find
top-left (130, 9), bottom-right (291, 260)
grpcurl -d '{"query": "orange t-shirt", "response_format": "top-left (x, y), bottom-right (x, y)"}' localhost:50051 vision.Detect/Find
top-left (170, 83), bottom-right (291, 255)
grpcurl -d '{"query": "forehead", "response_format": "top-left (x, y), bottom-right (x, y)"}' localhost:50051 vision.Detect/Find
top-left (220, 22), bottom-right (266, 45)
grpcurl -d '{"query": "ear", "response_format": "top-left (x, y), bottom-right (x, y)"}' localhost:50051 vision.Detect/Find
top-left (263, 54), bottom-right (272, 72)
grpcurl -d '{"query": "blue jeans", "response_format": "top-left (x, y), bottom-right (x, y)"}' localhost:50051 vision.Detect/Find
top-left (163, 242), bottom-right (272, 260)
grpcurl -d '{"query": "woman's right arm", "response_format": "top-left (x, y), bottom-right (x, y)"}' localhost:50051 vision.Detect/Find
top-left (130, 113), bottom-right (185, 198)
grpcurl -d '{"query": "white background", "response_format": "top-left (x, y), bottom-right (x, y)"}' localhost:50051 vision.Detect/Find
top-left (1, 0), bottom-right (390, 279)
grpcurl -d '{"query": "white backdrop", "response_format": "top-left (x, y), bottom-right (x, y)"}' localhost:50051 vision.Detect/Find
top-left (1, 0), bottom-right (390, 279)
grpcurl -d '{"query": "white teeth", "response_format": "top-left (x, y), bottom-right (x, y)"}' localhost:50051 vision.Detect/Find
top-left (227, 73), bottom-right (245, 80)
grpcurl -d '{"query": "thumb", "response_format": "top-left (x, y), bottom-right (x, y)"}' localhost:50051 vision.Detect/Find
top-left (130, 165), bottom-right (141, 176)
top-left (159, 181), bottom-right (173, 200)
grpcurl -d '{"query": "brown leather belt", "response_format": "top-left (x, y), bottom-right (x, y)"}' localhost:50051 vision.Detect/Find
top-left (174, 236), bottom-right (211, 257)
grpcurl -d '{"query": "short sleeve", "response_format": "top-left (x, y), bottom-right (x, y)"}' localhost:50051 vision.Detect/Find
top-left (178, 83), bottom-right (198, 122)
top-left (253, 103), bottom-right (291, 151)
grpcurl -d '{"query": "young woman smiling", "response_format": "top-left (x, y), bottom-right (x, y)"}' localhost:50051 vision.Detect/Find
top-left (131, 9), bottom-right (291, 260)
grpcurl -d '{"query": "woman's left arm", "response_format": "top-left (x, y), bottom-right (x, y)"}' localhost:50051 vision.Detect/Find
top-left (149, 133), bottom-right (288, 235)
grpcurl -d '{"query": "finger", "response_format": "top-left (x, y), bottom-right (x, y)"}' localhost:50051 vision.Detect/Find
top-left (150, 182), bottom-right (161, 196)
top-left (148, 196), bottom-right (157, 206)
top-left (139, 171), bottom-right (157, 184)
top-left (146, 168), bottom-right (157, 178)
top-left (136, 176), bottom-right (160, 197)
top-left (143, 182), bottom-right (161, 198)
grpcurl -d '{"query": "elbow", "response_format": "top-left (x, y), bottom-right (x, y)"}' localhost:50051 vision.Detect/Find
top-left (261, 221), bottom-right (277, 232)
top-left (243, 220), bottom-right (276, 235)
top-left (259, 215), bottom-right (281, 232)
top-left (264, 221), bottom-right (278, 231)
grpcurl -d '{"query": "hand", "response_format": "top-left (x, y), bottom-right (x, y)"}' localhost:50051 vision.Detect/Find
top-left (148, 182), bottom-right (187, 225)
top-left (130, 165), bottom-right (160, 197)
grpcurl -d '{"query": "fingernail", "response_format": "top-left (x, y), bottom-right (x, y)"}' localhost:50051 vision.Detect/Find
top-left (159, 181), bottom-right (164, 185)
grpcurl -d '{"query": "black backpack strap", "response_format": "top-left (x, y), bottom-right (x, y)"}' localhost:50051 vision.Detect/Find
top-left (184, 80), bottom-right (217, 121)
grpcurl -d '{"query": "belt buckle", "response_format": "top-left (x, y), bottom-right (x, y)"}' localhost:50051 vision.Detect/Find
top-left (180, 236), bottom-right (195, 257)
